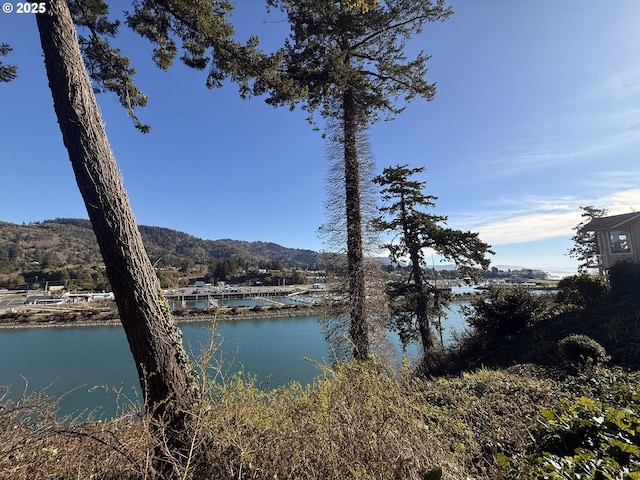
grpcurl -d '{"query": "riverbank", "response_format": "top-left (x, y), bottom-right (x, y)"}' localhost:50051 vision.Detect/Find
top-left (0, 304), bottom-right (325, 329)
top-left (0, 293), bottom-right (482, 329)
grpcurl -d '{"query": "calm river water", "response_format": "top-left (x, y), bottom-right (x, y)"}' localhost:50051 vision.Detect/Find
top-left (0, 306), bottom-right (467, 419)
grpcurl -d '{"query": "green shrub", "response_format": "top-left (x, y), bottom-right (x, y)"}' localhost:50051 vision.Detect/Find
top-left (556, 273), bottom-right (609, 307)
top-left (513, 392), bottom-right (640, 479)
top-left (463, 285), bottom-right (546, 341)
top-left (609, 260), bottom-right (640, 295)
top-left (558, 334), bottom-right (608, 367)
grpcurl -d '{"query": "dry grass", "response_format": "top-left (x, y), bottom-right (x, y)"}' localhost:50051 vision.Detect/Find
top-left (0, 360), bottom-right (570, 480)
top-left (0, 391), bottom-right (153, 479)
top-left (201, 362), bottom-right (464, 479)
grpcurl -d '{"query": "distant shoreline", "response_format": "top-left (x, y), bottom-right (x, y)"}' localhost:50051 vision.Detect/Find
top-left (0, 293), bottom-right (491, 330)
top-left (0, 304), bottom-right (325, 330)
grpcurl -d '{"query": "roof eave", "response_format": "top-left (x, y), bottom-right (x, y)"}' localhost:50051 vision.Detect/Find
top-left (583, 212), bottom-right (640, 232)
top-left (611, 213), bottom-right (640, 229)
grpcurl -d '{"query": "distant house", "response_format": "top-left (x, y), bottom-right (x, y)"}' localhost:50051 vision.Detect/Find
top-left (584, 212), bottom-right (640, 271)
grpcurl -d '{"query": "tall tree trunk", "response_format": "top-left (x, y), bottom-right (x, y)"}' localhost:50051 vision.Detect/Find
top-left (343, 90), bottom-right (369, 360)
top-left (400, 198), bottom-right (435, 353)
top-left (409, 247), bottom-right (435, 351)
top-left (36, 0), bottom-right (200, 472)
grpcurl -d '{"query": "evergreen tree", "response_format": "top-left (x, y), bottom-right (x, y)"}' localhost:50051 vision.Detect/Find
top-left (568, 206), bottom-right (608, 272)
top-left (342, 0), bottom-right (377, 12)
top-left (36, 2), bottom-right (200, 471)
top-left (374, 164), bottom-right (492, 352)
top-left (318, 120), bottom-right (389, 360)
top-left (0, 44), bottom-right (17, 83)
top-left (32, 0), bottom-right (268, 473)
top-left (263, 0), bottom-right (452, 360)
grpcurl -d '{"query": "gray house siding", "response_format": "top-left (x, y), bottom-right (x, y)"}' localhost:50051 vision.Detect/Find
top-left (584, 212), bottom-right (640, 271)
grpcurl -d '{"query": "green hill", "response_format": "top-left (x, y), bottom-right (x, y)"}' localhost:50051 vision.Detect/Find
top-left (0, 218), bottom-right (320, 289)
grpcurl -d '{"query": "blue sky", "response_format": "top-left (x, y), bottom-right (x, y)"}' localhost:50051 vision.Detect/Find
top-left (1, 1), bottom-right (640, 275)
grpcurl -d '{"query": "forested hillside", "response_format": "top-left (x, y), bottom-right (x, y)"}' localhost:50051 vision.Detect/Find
top-left (0, 219), bottom-right (320, 289)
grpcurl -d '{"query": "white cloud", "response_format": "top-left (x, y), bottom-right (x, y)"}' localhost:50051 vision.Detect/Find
top-left (588, 171), bottom-right (640, 190)
top-left (452, 189), bottom-right (640, 246)
top-left (606, 189), bottom-right (640, 214)
top-left (476, 212), bottom-right (579, 245)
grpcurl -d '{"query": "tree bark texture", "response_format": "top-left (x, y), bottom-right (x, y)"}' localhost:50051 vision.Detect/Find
top-left (36, 0), bottom-right (199, 460)
top-left (409, 247), bottom-right (436, 351)
top-left (343, 90), bottom-right (369, 360)
top-left (398, 197), bottom-right (436, 352)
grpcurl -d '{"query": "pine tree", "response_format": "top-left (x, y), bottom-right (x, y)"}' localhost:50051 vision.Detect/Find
top-left (36, 2), bottom-right (202, 472)
top-left (0, 44), bottom-right (18, 82)
top-left (568, 206), bottom-right (608, 272)
top-left (262, 0), bottom-right (452, 359)
top-left (374, 164), bottom-right (492, 352)
top-left (34, 0), bottom-right (267, 473)
top-left (318, 120), bottom-right (390, 359)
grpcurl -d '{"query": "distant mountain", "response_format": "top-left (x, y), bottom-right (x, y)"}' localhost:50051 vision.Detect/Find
top-left (0, 218), bottom-right (321, 279)
top-left (137, 225), bottom-right (320, 268)
top-left (0, 219), bottom-right (567, 285)
top-left (0, 219), bottom-right (103, 270)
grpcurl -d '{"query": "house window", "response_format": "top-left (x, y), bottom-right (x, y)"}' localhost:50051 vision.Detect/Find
top-left (609, 231), bottom-right (631, 254)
